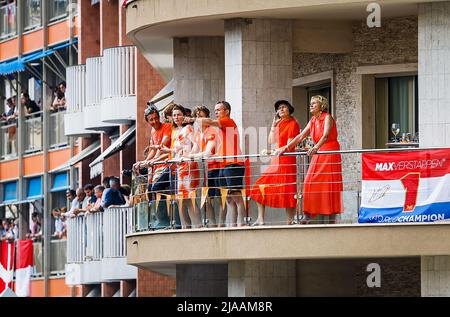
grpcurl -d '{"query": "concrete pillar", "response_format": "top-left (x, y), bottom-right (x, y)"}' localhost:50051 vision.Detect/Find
top-left (176, 264), bottom-right (228, 297)
top-left (418, 2), bottom-right (450, 146)
top-left (224, 19), bottom-right (292, 150)
top-left (173, 37), bottom-right (225, 111)
top-left (120, 279), bottom-right (136, 297)
top-left (81, 284), bottom-right (95, 297)
top-left (421, 256), bottom-right (450, 297)
top-left (228, 260), bottom-right (296, 297)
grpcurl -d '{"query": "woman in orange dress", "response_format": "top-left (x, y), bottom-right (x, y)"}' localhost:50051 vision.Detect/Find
top-left (275, 95), bottom-right (343, 224)
top-left (250, 100), bottom-right (300, 225)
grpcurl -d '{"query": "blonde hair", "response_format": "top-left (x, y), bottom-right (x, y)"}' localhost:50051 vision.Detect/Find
top-left (311, 95), bottom-right (329, 113)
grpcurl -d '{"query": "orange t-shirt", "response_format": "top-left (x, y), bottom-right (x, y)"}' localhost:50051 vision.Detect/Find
top-left (217, 117), bottom-right (244, 167)
top-left (150, 122), bottom-right (172, 171)
top-left (194, 126), bottom-right (219, 170)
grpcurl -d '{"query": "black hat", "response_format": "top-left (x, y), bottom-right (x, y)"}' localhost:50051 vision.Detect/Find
top-left (274, 100), bottom-right (294, 114)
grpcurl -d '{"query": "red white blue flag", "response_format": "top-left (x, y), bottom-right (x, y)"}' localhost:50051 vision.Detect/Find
top-left (359, 149), bottom-right (450, 223)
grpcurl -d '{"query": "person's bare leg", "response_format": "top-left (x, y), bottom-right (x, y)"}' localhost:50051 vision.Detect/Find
top-left (206, 198), bottom-right (216, 226)
top-left (253, 202), bottom-right (265, 225)
top-left (226, 197), bottom-right (237, 227)
top-left (231, 192), bottom-right (246, 226)
top-left (187, 200), bottom-right (202, 228)
top-left (285, 207), bottom-right (295, 225)
top-left (179, 203), bottom-right (190, 229)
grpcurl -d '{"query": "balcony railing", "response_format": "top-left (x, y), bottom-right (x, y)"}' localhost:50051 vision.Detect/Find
top-left (24, 112), bottom-right (43, 153)
top-left (86, 57), bottom-right (102, 108)
top-left (129, 147), bottom-right (450, 232)
top-left (31, 240), bottom-right (67, 277)
top-left (0, 120), bottom-right (17, 159)
top-left (67, 207), bottom-right (133, 264)
top-left (49, 111), bottom-right (68, 148)
top-left (66, 65), bottom-right (86, 114)
top-left (0, 2), bottom-right (17, 40)
top-left (102, 46), bottom-right (137, 100)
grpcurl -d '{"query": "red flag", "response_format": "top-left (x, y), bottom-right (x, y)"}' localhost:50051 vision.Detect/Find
top-left (0, 241), bottom-right (15, 294)
top-left (122, 0), bottom-right (128, 7)
top-left (15, 240), bottom-right (33, 297)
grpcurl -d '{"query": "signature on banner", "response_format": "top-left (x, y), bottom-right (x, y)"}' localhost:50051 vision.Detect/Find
top-left (368, 185), bottom-right (391, 203)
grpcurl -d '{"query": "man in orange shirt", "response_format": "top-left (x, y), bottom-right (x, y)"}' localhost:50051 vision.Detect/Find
top-left (133, 106), bottom-right (173, 228)
top-left (187, 101), bottom-right (246, 226)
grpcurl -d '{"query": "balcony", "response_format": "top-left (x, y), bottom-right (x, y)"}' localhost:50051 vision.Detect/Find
top-left (84, 56), bottom-right (116, 131)
top-left (49, 111), bottom-right (68, 148)
top-left (0, 119), bottom-right (17, 160)
top-left (125, 147), bottom-right (450, 274)
top-left (32, 239), bottom-right (67, 277)
top-left (24, 112), bottom-right (42, 154)
top-left (64, 65), bottom-right (96, 137)
top-left (100, 46), bottom-right (137, 125)
top-left (65, 207), bottom-right (137, 285)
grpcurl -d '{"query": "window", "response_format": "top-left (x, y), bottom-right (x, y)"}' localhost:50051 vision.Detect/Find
top-left (0, 1), bottom-right (16, 40)
top-left (375, 75), bottom-right (418, 148)
top-left (26, 176), bottom-right (43, 199)
top-left (24, 0), bottom-right (41, 31)
top-left (2, 180), bottom-right (17, 203)
top-left (48, 0), bottom-right (77, 22)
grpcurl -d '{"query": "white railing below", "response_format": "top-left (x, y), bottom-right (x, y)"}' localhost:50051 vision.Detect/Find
top-left (66, 65), bottom-right (86, 114)
top-left (102, 46), bottom-right (137, 99)
top-left (85, 212), bottom-right (103, 261)
top-left (104, 207), bottom-right (133, 258)
top-left (67, 216), bottom-right (85, 264)
top-left (86, 56), bottom-right (103, 107)
top-left (66, 207), bottom-right (133, 264)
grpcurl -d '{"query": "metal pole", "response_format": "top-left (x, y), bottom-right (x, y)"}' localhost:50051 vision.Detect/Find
top-left (41, 0), bottom-right (51, 298)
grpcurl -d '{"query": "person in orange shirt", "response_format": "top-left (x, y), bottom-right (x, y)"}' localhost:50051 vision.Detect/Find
top-left (185, 105), bottom-right (222, 226)
top-left (186, 101), bottom-right (246, 227)
top-left (161, 105), bottom-right (201, 229)
top-left (275, 95), bottom-right (343, 224)
top-left (133, 105), bottom-right (173, 228)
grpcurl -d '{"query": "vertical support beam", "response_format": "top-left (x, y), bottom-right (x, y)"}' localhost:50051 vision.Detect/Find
top-left (120, 279), bottom-right (136, 297)
top-left (42, 0), bottom-right (51, 298)
top-left (16, 0), bottom-right (24, 246)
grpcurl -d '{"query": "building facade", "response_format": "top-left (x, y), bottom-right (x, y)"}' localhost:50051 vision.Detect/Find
top-left (122, 0), bottom-right (450, 296)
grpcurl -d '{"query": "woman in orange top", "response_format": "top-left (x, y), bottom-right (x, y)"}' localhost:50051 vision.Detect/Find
top-left (276, 95), bottom-right (343, 224)
top-left (250, 100), bottom-right (300, 225)
top-left (161, 105), bottom-right (201, 229)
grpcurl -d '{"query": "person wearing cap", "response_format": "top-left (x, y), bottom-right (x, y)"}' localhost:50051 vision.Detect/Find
top-left (250, 100), bottom-right (300, 226)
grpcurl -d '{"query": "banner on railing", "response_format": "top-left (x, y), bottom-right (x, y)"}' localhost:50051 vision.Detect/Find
top-left (359, 149), bottom-right (450, 223)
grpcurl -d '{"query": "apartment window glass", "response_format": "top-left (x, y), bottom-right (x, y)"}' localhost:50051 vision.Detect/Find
top-left (48, 0), bottom-right (68, 21)
top-left (0, 1), bottom-right (16, 40)
top-left (24, 0), bottom-right (41, 30)
top-left (27, 176), bottom-right (43, 199)
top-left (375, 75), bottom-right (418, 148)
top-left (2, 180), bottom-right (17, 203)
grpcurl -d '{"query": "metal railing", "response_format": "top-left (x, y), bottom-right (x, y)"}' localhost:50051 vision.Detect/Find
top-left (24, 112), bottom-right (43, 153)
top-left (85, 212), bottom-right (103, 261)
top-left (86, 56), bottom-right (103, 108)
top-left (66, 216), bottom-right (85, 263)
top-left (66, 207), bottom-right (133, 264)
top-left (0, 2), bottom-right (17, 40)
top-left (0, 120), bottom-right (17, 159)
top-left (49, 111), bottom-right (68, 147)
top-left (102, 46), bottom-right (137, 100)
top-left (104, 207), bottom-right (133, 258)
top-left (66, 64), bottom-right (86, 113)
top-left (129, 146), bottom-right (450, 231)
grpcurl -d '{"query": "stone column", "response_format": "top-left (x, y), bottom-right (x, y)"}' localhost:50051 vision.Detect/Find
top-left (228, 260), bottom-right (296, 297)
top-left (176, 264), bottom-right (228, 297)
top-left (418, 2), bottom-right (450, 146)
top-left (224, 19), bottom-right (292, 150)
top-left (173, 37), bottom-right (225, 111)
top-left (421, 256), bottom-right (450, 297)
